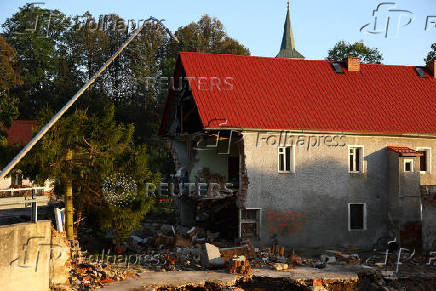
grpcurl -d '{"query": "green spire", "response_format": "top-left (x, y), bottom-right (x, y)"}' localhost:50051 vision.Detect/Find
top-left (276, 1), bottom-right (305, 59)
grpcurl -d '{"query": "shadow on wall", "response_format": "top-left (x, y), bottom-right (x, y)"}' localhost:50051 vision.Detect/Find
top-left (243, 152), bottom-right (394, 249)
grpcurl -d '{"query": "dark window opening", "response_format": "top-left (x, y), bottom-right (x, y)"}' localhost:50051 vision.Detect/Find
top-left (405, 161), bottom-right (412, 172)
top-left (349, 203), bottom-right (365, 230)
top-left (285, 147), bottom-right (291, 171)
top-left (419, 151), bottom-right (427, 172)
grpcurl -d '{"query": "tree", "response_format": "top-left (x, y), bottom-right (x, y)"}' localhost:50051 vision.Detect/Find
top-left (2, 3), bottom-right (72, 118)
top-left (0, 35), bottom-right (23, 90)
top-left (0, 92), bottom-right (19, 145)
top-left (0, 35), bottom-right (21, 153)
top-left (19, 106), bottom-right (159, 242)
top-left (326, 41), bottom-right (383, 64)
top-left (425, 43), bottom-right (436, 63)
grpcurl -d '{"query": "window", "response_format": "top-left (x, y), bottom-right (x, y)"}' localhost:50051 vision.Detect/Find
top-left (278, 146), bottom-right (295, 173)
top-left (417, 147), bottom-right (432, 173)
top-left (331, 62), bottom-right (344, 74)
top-left (240, 208), bottom-right (261, 239)
top-left (13, 173), bottom-right (23, 186)
top-left (349, 146), bottom-right (364, 173)
top-left (348, 203), bottom-right (367, 231)
top-left (415, 67), bottom-right (427, 78)
top-left (404, 159), bottom-right (414, 172)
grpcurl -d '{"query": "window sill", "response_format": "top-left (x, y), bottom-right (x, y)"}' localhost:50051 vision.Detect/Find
top-left (349, 172), bottom-right (364, 176)
top-left (278, 171), bottom-right (295, 174)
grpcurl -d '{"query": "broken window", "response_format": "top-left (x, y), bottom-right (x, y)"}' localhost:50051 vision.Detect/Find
top-left (240, 208), bottom-right (260, 239)
top-left (349, 146), bottom-right (364, 173)
top-left (417, 148), bottom-right (432, 173)
top-left (278, 146), bottom-right (294, 173)
top-left (404, 159), bottom-right (414, 172)
top-left (348, 203), bottom-right (366, 231)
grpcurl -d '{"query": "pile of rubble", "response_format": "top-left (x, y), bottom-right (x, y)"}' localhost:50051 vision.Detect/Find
top-left (78, 222), bottom-right (436, 290)
top-left (70, 262), bottom-right (141, 290)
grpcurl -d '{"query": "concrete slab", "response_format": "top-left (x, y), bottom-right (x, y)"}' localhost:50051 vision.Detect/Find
top-left (100, 265), bottom-right (361, 290)
top-left (101, 270), bottom-right (240, 290)
top-left (252, 265), bottom-right (360, 281)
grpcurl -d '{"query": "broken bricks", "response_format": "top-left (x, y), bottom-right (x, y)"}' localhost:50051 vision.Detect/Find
top-left (228, 256), bottom-right (252, 275)
top-left (288, 251), bottom-right (303, 266)
top-left (271, 244), bottom-right (285, 257)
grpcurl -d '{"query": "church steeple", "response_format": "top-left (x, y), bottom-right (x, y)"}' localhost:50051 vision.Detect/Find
top-left (276, 1), bottom-right (304, 59)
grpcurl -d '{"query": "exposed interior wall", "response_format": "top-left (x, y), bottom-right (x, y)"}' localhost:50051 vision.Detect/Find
top-left (242, 131), bottom-right (436, 249)
top-left (190, 149), bottom-right (229, 182)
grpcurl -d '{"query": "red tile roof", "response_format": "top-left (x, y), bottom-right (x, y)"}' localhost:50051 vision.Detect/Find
top-left (5, 120), bottom-right (37, 146)
top-left (161, 52), bottom-right (436, 135)
top-left (387, 146), bottom-right (424, 157)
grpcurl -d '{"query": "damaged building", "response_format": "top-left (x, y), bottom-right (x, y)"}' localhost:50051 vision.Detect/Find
top-left (159, 5), bottom-right (436, 250)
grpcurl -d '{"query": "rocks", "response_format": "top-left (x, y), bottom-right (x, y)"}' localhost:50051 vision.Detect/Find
top-left (200, 243), bottom-right (225, 267)
top-left (272, 263), bottom-right (290, 271)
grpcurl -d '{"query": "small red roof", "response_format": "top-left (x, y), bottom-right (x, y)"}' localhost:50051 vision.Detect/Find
top-left (387, 146), bottom-right (424, 157)
top-left (5, 120), bottom-right (37, 146)
top-left (161, 52), bottom-right (436, 135)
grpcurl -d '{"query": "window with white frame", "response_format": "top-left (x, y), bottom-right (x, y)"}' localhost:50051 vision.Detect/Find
top-left (348, 203), bottom-right (367, 231)
top-left (349, 146), bottom-right (364, 173)
top-left (278, 146), bottom-right (295, 173)
top-left (239, 208), bottom-right (260, 239)
top-left (417, 147), bottom-right (432, 173)
top-left (404, 159), bottom-right (414, 172)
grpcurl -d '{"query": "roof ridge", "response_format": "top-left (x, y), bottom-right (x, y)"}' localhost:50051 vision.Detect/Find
top-left (179, 52), bottom-right (421, 68)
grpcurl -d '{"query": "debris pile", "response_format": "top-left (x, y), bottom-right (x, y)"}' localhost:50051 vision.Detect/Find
top-left (70, 262), bottom-right (141, 290)
top-left (228, 256), bottom-right (252, 275)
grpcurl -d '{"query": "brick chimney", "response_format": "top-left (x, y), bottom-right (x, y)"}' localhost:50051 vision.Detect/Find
top-left (427, 59), bottom-right (436, 78)
top-left (345, 56), bottom-right (360, 72)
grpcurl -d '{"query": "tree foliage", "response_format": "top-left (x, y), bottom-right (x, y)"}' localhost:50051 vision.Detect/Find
top-left (425, 43), bottom-right (436, 63)
top-left (2, 3), bottom-right (72, 118)
top-left (18, 106), bottom-right (159, 243)
top-left (0, 35), bottom-right (23, 90)
top-left (326, 41), bottom-right (383, 64)
top-left (0, 35), bottom-right (21, 151)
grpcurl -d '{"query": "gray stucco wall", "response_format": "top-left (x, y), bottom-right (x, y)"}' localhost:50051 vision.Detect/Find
top-left (423, 199), bottom-right (436, 250)
top-left (242, 131), bottom-right (436, 249)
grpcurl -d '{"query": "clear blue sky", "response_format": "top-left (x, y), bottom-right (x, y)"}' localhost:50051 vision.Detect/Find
top-left (1, 0), bottom-right (435, 66)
